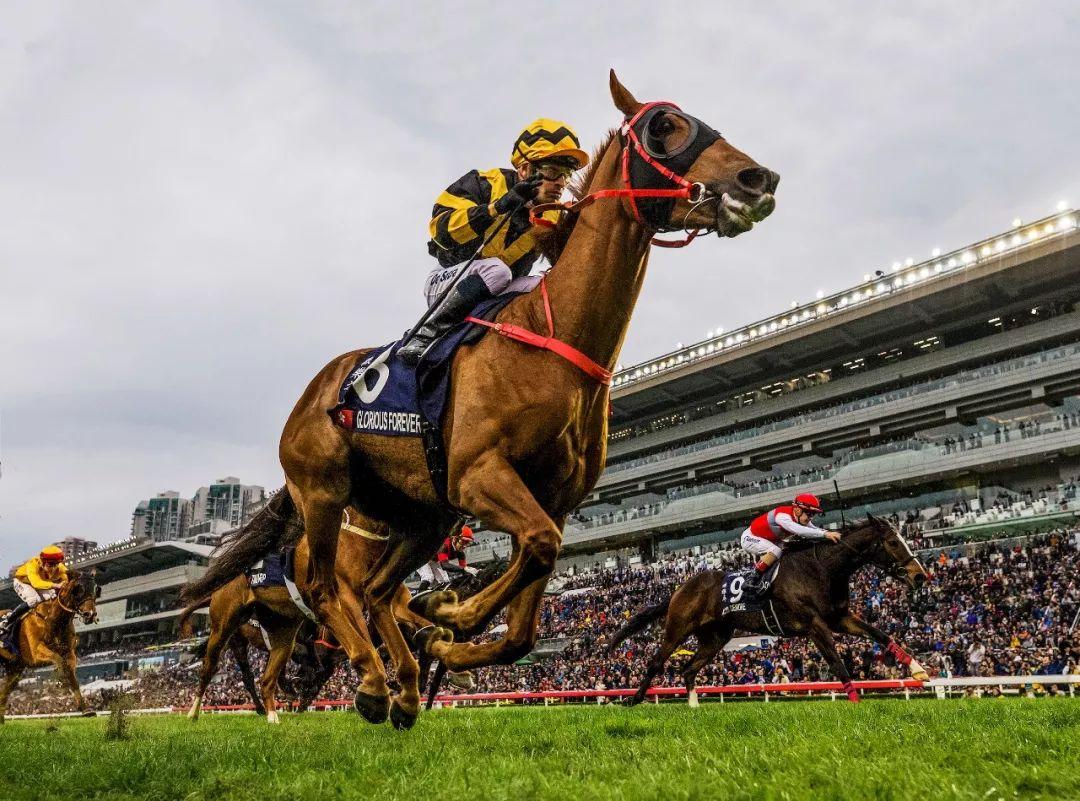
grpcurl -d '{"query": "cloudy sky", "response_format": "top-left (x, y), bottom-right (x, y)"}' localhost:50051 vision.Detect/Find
top-left (1, 2), bottom-right (1077, 562)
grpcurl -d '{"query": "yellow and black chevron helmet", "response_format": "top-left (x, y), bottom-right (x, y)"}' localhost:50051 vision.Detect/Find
top-left (510, 118), bottom-right (589, 170)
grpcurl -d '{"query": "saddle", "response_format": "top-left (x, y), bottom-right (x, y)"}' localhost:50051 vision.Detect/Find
top-left (246, 548), bottom-right (317, 623)
top-left (720, 561), bottom-right (781, 612)
top-left (328, 291), bottom-right (526, 504)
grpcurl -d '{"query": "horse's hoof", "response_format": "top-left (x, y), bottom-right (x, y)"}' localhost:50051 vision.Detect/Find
top-left (266, 710), bottom-right (280, 724)
top-left (81, 710), bottom-right (96, 718)
top-left (408, 589), bottom-right (457, 620)
top-left (446, 670), bottom-right (475, 691)
top-left (389, 698), bottom-right (418, 731)
top-left (413, 625), bottom-right (454, 656)
top-left (353, 690), bottom-right (390, 724)
top-left (626, 695), bottom-right (644, 707)
top-left (912, 669), bottom-right (930, 682)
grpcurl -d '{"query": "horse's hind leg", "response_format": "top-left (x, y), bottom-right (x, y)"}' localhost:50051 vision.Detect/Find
top-left (260, 615), bottom-right (302, 724)
top-left (231, 638), bottom-right (267, 715)
top-left (0, 666), bottom-right (25, 724)
top-left (682, 627), bottom-right (727, 708)
top-left (190, 590), bottom-right (249, 720)
top-left (630, 609), bottom-right (696, 707)
top-left (54, 650), bottom-right (89, 715)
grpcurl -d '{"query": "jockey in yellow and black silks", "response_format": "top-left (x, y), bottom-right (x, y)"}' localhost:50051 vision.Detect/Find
top-left (397, 119), bottom-right (589, 365)
top-left (0, 546), bottom-right (69, 640)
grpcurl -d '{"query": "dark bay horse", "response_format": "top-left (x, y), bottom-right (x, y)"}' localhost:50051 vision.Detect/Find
top-left (0, 572), bottom-right (100, 722)
top-left (609, 516), bottom-right (930, 705)
top-left (183, 71), bottom-right (779, 723)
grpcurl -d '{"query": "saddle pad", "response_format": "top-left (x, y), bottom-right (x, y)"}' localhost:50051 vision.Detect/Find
top-left (719, 562), bottom-right (781, 616)
top-left (328, 292), bottom-right (525, 436)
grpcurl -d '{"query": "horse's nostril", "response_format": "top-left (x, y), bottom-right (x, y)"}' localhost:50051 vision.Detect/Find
top-left (737, 166), bottom-right (772, 196)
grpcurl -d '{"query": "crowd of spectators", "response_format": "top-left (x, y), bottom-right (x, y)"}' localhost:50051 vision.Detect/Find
top-left (6, 528), bottom-right (1078, 715)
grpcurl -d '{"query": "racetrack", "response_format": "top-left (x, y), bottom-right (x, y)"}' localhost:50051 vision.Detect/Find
top-left (2, 699), bottom-right (1078, 801)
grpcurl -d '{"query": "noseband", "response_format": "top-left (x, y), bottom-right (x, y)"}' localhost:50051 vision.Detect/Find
top-left (530, 100), bottom-right (721, 248)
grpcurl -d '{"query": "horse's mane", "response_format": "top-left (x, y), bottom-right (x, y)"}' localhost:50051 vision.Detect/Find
top-left (533, 129), bottom-right (619, 266)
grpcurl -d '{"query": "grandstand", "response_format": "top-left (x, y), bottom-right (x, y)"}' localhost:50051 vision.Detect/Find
top-left (464, 207), bottom-right (1080, 567)
top-left (4, 206), bottom-right (1079, 712)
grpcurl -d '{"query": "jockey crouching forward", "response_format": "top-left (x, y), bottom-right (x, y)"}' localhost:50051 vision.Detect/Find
top-left (416, 525), bottom-right (479, 592)
top-left (397, 119), bottom-right (589, 365)
top-left (0, 546), bottom-right (69, 640)
top-left (740, 494), bottom-right (840, 594)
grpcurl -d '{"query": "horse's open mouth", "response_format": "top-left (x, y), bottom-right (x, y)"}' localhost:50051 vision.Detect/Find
top-left (716, 193), bottom-right (775, 238)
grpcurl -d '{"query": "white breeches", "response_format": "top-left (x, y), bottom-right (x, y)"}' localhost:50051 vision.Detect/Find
top-left (417, 561), bottom-right (450, 584)
top-left (14, 580), bottom-right (53, 607)
top-left (740, 530), bottom-right (784, 560)
top-left (423, 257), bottom-right (540, 306)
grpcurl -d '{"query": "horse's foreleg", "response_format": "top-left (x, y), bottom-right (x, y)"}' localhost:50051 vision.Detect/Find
top-left (0, 666), bottom-right (25, 723)
top-left (836, 614), bottom-right (929, 682)
top-left (419, 456), bottom-right (561, 637)
top-left (425, 579), bottom-right (547, 672)
top-left (808, 617), bottom-right (859, 703)
top-left (54, 651), bottom-right (89, 715)
top-left (260, 619), bottom-right (302, 724)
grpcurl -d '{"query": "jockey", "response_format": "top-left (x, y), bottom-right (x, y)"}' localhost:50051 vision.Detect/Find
top-left (0, 545), bottom-right (69, 640)
top-left (740, 494), bottom-right (840, 593)
top-left (415, 525), bottom-right (479, 592)
top-left (397, 119), bottom-right (589, 365)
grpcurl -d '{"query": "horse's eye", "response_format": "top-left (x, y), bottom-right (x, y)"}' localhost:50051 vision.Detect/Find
top-left (650, 114), bottom-right (675, 137)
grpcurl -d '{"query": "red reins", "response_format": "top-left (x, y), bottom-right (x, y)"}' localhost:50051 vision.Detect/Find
top-left (530, 100), bottom-right (706, 249)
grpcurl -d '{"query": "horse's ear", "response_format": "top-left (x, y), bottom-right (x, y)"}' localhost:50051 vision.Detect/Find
top-left (609, 70), bottom-right (642, 116)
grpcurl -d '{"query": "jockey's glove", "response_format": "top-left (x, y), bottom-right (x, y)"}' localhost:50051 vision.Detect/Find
top-left (494, 176), bottom-right (542, 215)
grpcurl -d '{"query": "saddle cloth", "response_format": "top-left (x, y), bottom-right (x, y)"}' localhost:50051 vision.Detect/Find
top-left (246, 550), bottom-right (316, 622)
top-left (328, 292), bottom-right (525, 437)
top-left (720, 561), bottom-right (781, 615)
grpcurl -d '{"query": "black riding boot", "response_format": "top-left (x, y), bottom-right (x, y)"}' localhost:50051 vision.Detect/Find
top-left (0, 603), bottom-right (29, 639)
top-left (398, 275), bottom-right (493, 366)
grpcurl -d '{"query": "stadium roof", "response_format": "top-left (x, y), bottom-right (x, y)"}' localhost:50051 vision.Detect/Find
top-left (611, 208), bottom-right (1079, 423)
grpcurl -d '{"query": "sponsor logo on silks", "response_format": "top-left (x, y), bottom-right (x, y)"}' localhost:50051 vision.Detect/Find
top-left (352, 410), bottom-right (423, 434)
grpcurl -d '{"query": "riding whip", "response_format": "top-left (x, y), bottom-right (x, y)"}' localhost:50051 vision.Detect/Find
top-left (833, 479), bottom-right (849, 532)
top-left (352, 190), bottom-right (533, 387)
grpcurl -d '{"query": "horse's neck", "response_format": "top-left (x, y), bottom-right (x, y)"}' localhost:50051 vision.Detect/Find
top-left (535, 137), bottom-right (652, 371)
top-left (822, 527), bottom-right (878, 578)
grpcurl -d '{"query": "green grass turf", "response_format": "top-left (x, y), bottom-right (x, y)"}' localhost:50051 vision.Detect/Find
top-left (1, 699), bottom-right (1078, 801)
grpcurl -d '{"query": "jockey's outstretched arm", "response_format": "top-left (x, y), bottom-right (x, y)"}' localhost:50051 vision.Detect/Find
top-left (774, 512), bottom-right (827, 539)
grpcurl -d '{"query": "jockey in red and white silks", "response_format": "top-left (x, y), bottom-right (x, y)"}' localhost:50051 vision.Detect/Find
top-left (740, 494), bottom-right (840, 589)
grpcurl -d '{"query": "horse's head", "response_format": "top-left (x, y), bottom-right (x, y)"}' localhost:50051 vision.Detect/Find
top-left (863, 514), bottom-right (929, 590)
top-left (61, 570), bottom-right (100, 624)
top-left (609, 71), bottom-right (779, 239)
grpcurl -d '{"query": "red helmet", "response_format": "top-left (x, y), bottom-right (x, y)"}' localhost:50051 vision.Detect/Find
top-left (40, 545), bottom-right (65, 563)
top-left (793, 493), bottom-right (823, 514)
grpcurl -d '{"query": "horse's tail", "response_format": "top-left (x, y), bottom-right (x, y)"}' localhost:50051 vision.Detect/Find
top-left (606, 593), bottom-right (671, 654)
top-left (180, 491), bottom-right (300, 604)
top-left (177, 601), bottom-right (202, 639)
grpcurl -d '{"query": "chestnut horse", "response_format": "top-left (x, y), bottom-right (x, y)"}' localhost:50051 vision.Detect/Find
top-left (608, 516), bottom-right (931, 705)
top-left (183, 71), bottom-right (779, 724)
top-left (0, 572), bottom-right (100, 722)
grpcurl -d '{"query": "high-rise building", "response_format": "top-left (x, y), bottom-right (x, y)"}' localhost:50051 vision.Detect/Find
top-left (192, 477), bottom-right (265, 530)
top-left (131, 491), bottom-right (194, 542)
top-left (59, 537), bottom-right (98, 560)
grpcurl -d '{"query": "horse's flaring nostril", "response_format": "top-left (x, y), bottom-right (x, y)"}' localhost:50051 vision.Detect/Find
top-left (736, 166), bottom-right (772, 196)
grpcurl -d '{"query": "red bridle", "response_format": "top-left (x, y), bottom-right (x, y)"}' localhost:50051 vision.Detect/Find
top-left (530, 101), bottom-right (708, 248)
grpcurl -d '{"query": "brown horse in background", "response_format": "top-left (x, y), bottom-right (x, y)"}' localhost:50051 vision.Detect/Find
top-left (183, 70), bottom-right (779, 725)
top-left (0, 572), bottom-right (99, 722)
top-left (608, 516), bottom-right (931, 705)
